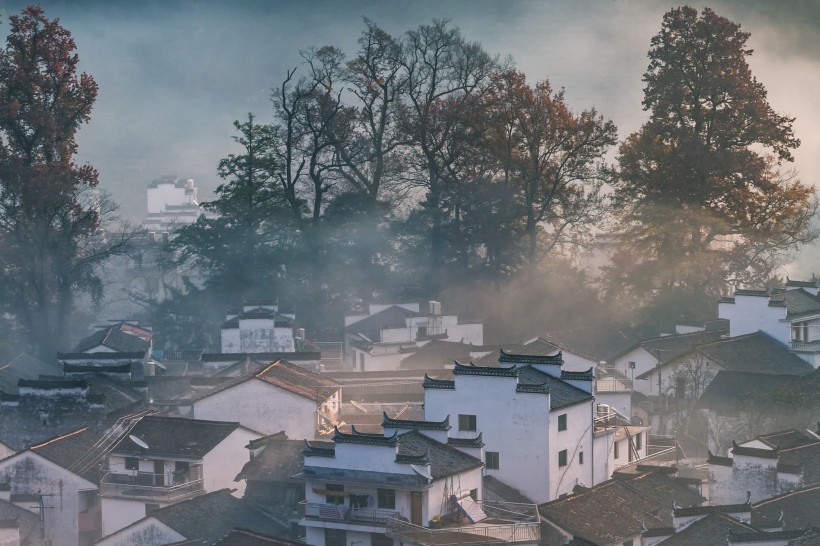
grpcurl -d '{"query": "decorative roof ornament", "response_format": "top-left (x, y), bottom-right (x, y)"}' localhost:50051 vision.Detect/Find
top-left (498, 348), bottom-right (563, 366)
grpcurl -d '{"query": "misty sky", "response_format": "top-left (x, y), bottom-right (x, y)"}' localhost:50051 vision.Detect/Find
top-left (2, 0), bottom-right (820, 276)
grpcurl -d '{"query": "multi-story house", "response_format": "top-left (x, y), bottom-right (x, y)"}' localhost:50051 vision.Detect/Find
top-left (297, 416), bottom-right (540, 546)
top-left (99, 415), bottom-right (260, 536)
top-left (344, 302), bottom-right (484, 372)
top-left (221, 300), bottom-right (297, 354)
top-left (719, 279), bottom-right (820, 368)
top-left (423, 352), bottom-right (647, 504)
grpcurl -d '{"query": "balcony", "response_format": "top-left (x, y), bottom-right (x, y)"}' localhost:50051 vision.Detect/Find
top-left (789, 339), bottom-right (820, 352)
top-left (100, 470), bottom-right (204, 503)
top-left (386, 501), bottom-right (540, 545)
top-left (595, 378), bottom-right (633, 392)
top-left (299, 501), bottom-right (400, 526)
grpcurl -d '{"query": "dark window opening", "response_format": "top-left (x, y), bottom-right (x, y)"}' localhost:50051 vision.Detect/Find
top-left (326, 484), bottom-right (344, 505)
top-left (558, 449), bottom-right (568, 467)
top-left (558, 414), bottom-right (567, 431)
top-left (458, 414), bottom-right (477, 432)
top-left (125, 457), bottom-right (139, 471)
top-left (377, 488), bottom-right (395, 510)
top-left (486, 451), bottom-right (499, 470)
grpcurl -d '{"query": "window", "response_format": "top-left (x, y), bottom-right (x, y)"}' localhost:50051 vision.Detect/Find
top-left (614, 440), bottom-right (620, 459)
top-left (623, 540), bottom-right (634, 546)
top-left (635, 432), bottom-right (642, 451)
top-left (558, 414), bottom-right (567, 431)
top-left (579, 451), bottom-right (584, 465)
top-left (326, 484), bottom-right (344, 505)
top-left (458, 414), bottom-right (477, 432)
top-left (417, 325), bottom-right (427, 338)
top-left (558, 449), bottom-right (568, 467)
top-left (792, 321), bottom-right (809, 342)
top-left (377, 488), bottom-right (395, 510)
top-left (469, 488), bottom-right (478, 500)
top-left (486, 451), bottom-right (500, 470)
top-left (325, 529), bottom-right (346, 546)
top-left (372, 534), bottom-right (393, 546)
top-left (125, 457), bottom-right (139, 471)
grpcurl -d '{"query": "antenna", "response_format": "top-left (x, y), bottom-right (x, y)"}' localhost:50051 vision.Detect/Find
top-left (129, 435), bottom-right (149, 450)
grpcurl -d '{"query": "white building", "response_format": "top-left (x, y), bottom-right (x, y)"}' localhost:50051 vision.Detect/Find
top-left (0, 428), bottom-right (103, 546)
top-left (99, 415), bottom-right (260, 536)
top-left (298, 418), bottom-right (540, 546)
top-left (142, 175), bottom-right (200, 234)
top-left (719, 280), bottom-right (820, 368)
top-left (191, 359), bottom-right (341, 438)
top-left (423, 351), bottom-right (647, 504)
top-left (345, 302), bottom-right (484, 372)
top-left (221, 300), bottom-right (297, 354)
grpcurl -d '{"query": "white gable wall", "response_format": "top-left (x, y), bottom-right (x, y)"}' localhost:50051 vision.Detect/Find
top-left (96, 517), bottom-right (184, 546)
top-left (202, 427), bottom-right (262, 497)
top-left (193, 379), bottom-right (319, 439)
top-left (719, 296), bottom-right (788, 342)
top-left (0, 451), bottom-right (97, 546)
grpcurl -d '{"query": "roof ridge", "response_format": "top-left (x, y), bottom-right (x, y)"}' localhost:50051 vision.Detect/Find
top-left (752, 482), bottom-right (820, 507)
top-left (30, 426), bottom-right (89, 450)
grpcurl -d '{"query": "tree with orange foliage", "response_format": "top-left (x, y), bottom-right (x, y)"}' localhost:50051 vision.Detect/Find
top-left (608, 6), bottom-right (817, 327)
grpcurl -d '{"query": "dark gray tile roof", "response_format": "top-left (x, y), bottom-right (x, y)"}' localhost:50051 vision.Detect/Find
top-left (538, 470), bottom-right (705, 545)
top-left (111, 415), bottom-right (242, 458)
top-left (540, 322), bottom-right (647, 362)
top-left (0, 353), bottom-right (60, 393)
top-left (783, 289), bottom-right (820, 319)
top-left (753, 484), bottom-right (820, 530)
top-left (697, 370), bottom-right (816, 413)
top-left (659, 513), bottom-right (757, 546)
top-left (0, 497), bottom-right (39, 544)
top-left (74, 323), bottom-right (151, 354)
top-left (780, 442), bottom-right (820, 486)
top-left (30, 426), bottom-right (107, 483)
top-left (483, 475), bottom-right (533, 504)
top-left (517, 366), bottom-right (593, 410)
top-left (620, 329), bottom-right (727, 365)
top-left (298, 466), bottom-right (425, 488)
top-left (213, 528), bottom-right (303, 545)
top-left (345, 306), bottom-right (418, 341)
top-left (149, 489), bottom-right (286, 541)
top-left (400, 340), bottom-right (492, 370)
top-left (235, 438), bottom-right (303, 483)
top-left (397, 431), bottom-right (483, 479)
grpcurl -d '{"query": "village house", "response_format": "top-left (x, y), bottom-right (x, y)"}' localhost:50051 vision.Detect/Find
top-left (422, 352), bottom-right (648, 504)
top-left (0, 489), bottom-right (40, 546)
top-left (96, 488), bottom-right (286, 546)
top-left (538, 468), bottom-right (705, 546)
top-left (142, 175), bottom-right (201, 235)
top-left (297, 415), bottom-right (541, 546)
top-left (698, 369), bottom-right (820, 454)
top-left (753, 483), bottom-right (820, 532)
top-left (719, 279), bottom-right (820, 368)
top-left (221, 300), bottom-right (298, 354)
top-left (234, 431), bottom-right (305, 518)
top-left (0, 427), bottom-right (106, 546)
top-left (344, 302), bottom-right (484, 372)
top-left (99, 415), bottom-right (261, 536)
top-left (707, 428), bottom-right (820, 506)
top-left (74, 321), bottom-right (153, 357)
top-left (191, 359), bottom-right (341, 438)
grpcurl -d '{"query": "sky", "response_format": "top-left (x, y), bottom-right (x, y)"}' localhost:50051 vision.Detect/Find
top-left (2, 0), bottom-right (820, 276)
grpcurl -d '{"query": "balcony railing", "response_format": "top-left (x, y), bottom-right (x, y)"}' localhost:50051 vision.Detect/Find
top-left (299, 501), bottom-right (400, 526)
top-left (386, 516), bottom-right (540, 545)
top-left (595, 378), bottom-right (633, 392)
top-left (100, 471), bottom-right (204, 503)
top-left (789, 339), bottom-right (820, 352)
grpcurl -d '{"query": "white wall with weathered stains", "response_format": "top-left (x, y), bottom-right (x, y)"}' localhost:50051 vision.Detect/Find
top-left (96, 517), bottom-right (184, 546)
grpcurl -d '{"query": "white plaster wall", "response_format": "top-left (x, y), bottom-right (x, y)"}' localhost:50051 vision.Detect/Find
top-left (365, 351), bottom-right (404, 373)
top-left (0, 442), bottom-right (14, 460)
top-left (424, 375), bottom-right (554, 503)
top-left (307, 443), bottom-right (410, 475)
top-left (202, 427), bottom-right (262, 498)
top-left (719, 296), bottom-right (787, 342)
top-left (560, 351), bottom-right (598, 372)
top-left (594, 392), bottom-right (631, 420)
top-left (446, 323), bottom-right (483, 346)
top-left (0, 526), bottom-right (18, 546)
top-left (101, 496), bottom-right (154, 537)
top-left (0, 452), bottom-right (95, 546)
top-left (221, 328), bottom-right (241, 353)
top-left (193, 379), bottom-right (317, 439)
top-left (147, 183), bottom-right (193, 214)
top-left (381, 327), bottom-right (414, 343)
top-left (548, 403), bottom-right (594, 497)
top-left (611, 347), bottom-right (657, 394)
top-left (592, 429), bottom-right (616, 484)
top-left (96, 517), bottom-right (184, 546)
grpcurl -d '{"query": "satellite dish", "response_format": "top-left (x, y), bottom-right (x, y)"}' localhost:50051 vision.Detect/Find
top-left (411, 464), bottom-right (432, 482)
top-left (129, 435), bottom-right (149, 450)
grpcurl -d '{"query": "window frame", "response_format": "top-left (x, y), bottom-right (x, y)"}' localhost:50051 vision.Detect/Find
top-left (458, 414), bottom-right (477, 432)
top-left (558, 449), bottom-right (568, 467)
top-left (558, 413), bottom-right (567, 431)
top-left (124, 457), bottom-right (139, 471)
top-left (486, 451), bottom-right (500, 470)
top-left (377, 488), bottom-right (395, 510)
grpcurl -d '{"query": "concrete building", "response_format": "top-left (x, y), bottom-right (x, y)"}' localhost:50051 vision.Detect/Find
top-left (99, 415), bottom-right (260, 536)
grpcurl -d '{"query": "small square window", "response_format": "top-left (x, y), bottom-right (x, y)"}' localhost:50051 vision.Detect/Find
top-left (458, 414), bottom-right (477, 432)
top-left (558, 414), bottom-right (567, 431)
top-left (486, 451), bottom-right (499, 470)
top-left (125, 457), bottom-right (139, 471)
top-left (377, 488), bottom-right (395, 510)
top-left (579, 451), bottom-right (584, 464)
top-left (558, 449), bottom-right (568, 467)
